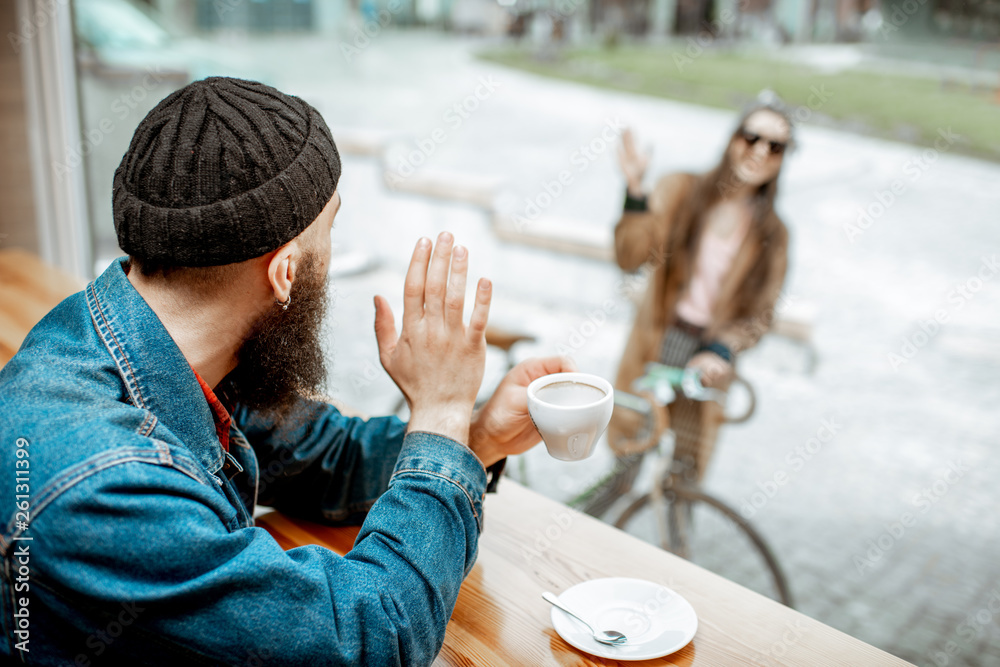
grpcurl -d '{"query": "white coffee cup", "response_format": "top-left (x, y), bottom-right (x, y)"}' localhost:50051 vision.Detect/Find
top-left (527, 372), bottom-right (614, 461)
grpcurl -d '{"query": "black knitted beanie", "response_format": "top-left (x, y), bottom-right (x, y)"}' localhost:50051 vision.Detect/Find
top-left (113, 76), bottom-right (340, 267)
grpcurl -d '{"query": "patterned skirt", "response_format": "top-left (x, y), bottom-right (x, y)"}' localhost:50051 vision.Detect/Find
top-left (659, 323), bottom-right (709, 482)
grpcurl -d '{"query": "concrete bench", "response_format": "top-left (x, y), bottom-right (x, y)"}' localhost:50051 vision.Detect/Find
top-left (382, 167), bottom-right (503, 209)
top-left (491, 212), bottom-right (614, 262)
top-left (330, 128), bottom-right (396, 158)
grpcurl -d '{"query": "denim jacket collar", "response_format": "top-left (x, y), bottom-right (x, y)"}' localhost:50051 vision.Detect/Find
top-left (86, 258), bottom-right (224, 474)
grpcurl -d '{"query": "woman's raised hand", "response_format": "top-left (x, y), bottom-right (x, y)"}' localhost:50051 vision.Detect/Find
top-left (618, 128), bottom-right (651, 198)
top-left (374, 232), bottom-right (492, 446)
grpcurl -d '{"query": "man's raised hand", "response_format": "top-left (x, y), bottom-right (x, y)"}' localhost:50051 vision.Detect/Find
top-left (373, 232), bottom-right (492, 446)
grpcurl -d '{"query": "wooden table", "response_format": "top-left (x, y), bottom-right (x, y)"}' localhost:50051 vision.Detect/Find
top-left (0, 248), bottom-right (86, 367)
top-left (257, 481), bottom-right (913, 666)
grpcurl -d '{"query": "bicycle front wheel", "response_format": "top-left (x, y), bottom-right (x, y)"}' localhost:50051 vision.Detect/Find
top-left (614, 485), bottom-right (794, 607)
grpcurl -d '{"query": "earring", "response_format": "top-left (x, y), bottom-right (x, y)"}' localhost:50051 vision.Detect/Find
top-left (277, 296), bottom-right (291, 311)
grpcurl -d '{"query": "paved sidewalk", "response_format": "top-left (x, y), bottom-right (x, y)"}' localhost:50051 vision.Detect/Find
top-left (198, 31), bottom-right (999, 666)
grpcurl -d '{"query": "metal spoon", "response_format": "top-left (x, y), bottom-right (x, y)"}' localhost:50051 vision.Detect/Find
top-left (542, 591), bottom-right (628, 646)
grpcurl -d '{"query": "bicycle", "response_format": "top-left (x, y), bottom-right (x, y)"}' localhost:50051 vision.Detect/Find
top-left (568, 362), bottom-right (794, 608)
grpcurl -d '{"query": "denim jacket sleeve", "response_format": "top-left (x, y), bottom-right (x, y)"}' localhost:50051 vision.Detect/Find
top-left (28, 431), bottom-right (486, 667)
top-left (233, 398), bottom-right (409, 524)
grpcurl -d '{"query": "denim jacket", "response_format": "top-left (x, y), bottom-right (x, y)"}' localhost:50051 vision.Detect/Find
top-left (0, 258), bottom-right (488, 666)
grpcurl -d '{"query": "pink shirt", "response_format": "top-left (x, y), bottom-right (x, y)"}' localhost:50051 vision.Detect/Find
top-left (675, 220), bottom-right (750, 328)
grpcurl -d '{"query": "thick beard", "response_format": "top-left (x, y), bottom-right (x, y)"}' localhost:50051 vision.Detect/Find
top-left (227, 253), bottom-right (329, 423)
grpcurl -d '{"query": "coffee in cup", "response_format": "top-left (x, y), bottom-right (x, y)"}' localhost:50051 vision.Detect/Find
top-left (534, 381), bottom-right (607, 407)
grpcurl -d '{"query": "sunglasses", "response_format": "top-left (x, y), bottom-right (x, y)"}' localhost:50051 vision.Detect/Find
top-left (738, 129), bottom-right (787, 155)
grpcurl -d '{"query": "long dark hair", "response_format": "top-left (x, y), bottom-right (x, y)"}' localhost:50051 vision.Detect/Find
top-left (664, 93), bottom-right (794, 327)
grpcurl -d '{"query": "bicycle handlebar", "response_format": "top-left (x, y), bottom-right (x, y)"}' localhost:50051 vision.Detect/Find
top-left (631, 362), bottom-right (725, 404)
top-left (610, 363), bottom-right (757, 454)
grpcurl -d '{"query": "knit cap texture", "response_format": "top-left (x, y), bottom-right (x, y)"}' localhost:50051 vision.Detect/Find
top-left (113, 76), bottom-right (340, 267)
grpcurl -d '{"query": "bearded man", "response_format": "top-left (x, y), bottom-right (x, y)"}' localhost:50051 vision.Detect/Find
top-left (0, 77), bottom-right (569, 665)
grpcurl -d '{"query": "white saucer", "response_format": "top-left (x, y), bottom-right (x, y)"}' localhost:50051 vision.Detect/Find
top-left (549, 578), bottom-right (698, 661)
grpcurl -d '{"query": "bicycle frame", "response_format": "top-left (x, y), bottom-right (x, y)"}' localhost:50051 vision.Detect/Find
top-left (566, 375), bottom-right (793, 607)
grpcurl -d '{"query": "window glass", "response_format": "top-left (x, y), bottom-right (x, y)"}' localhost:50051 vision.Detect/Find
top-left (68, 6), bottom-right (999, 667)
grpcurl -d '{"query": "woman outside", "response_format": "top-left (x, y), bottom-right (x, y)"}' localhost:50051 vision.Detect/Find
top-left (598, 96), bottom-right (793, 511)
